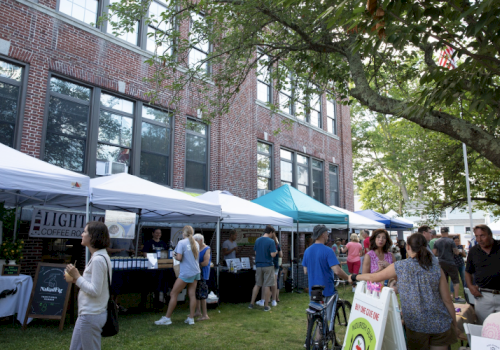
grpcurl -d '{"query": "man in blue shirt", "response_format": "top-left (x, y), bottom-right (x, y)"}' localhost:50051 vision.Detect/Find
top-left (249, 225), bottom-right (277, 311)
top-left (303, 225), bottom-right (350, 321)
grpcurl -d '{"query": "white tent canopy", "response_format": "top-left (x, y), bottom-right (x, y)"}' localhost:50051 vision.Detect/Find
top-left (330, 205), bottom-right (385, 230)
top-left (89, 173), bottom-right (222, 223)
top-left (196, 190), bottom-right (293, 226)
top-left (488, 220), bottom-right (500, 235)
top-left (0, 143), bottom-right (90, 207)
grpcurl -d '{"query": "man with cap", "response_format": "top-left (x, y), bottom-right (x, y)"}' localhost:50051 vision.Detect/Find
top-left (433, 227), bottom-right (465, 303)
top-left (303, 225), bottom-right (350, 322)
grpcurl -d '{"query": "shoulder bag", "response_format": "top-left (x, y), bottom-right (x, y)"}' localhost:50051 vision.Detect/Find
top-left (100, 256), bottom-right (119, 337)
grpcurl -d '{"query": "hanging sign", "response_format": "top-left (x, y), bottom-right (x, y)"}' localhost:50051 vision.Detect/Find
top-left (104, 210), bottom-right (136, 239)
top-left (343, 281), bottom-right (406, 350)
top-left (235, 229), bottom-right (262, 246)
top-left (29, 209), bottom-right (104, 239)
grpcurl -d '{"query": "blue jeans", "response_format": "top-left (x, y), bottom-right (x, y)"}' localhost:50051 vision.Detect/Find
top-left (450, 264), bottom-right (466, 293)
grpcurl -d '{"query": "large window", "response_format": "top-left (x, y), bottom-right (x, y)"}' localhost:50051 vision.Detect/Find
top-left (329, 164), bottom-right (339, 206)
top-left (279, 71), bottom-right (293, 115)
top-left (327, 100), bottom-right (337, 135)
top-left (140, 106), bottom-right (172, 185)
top-left (185, 118), bottom-right (208, 190)
top-left (59, 0), bottom-right (98, 26)
top-left (45, 77), bottom-right (91, 172)
top-left (0, 59), bottom-right (25, 148)
top-left (310, 93), bottom-right (322, 128)
top-left (280, 148), bottom-right (325, 202)
top-left (146, 0), bottom-right (172, 55)
top-left (43, 75), bottom-right (174, 184)
top-left (106, 0), bottom-right (139, 45)
top-left (256, 53), bottom-right (272, 103)
top-left (189, 13), bottom-right (210, 73)
top-left (257, 141), bottom-right (272, 195)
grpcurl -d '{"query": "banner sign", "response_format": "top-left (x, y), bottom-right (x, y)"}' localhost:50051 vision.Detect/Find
top-left (235, 229), bottom-right (263, 246)
top-left (29, 209), bottom-right (104, 239)
top-left (104, 210), bottom-right (136, 239)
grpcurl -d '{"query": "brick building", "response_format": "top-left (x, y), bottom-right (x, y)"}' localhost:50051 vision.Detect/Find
top-left (0, 0), bottom-right (354, 277)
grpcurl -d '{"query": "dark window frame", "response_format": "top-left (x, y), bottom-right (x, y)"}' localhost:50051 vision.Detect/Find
top-left (184, 117), bottom-right (209, 191)
top-left (0, 55), bottom-right (29, 150)
top-left (257, 140), bottom-right (273, 193)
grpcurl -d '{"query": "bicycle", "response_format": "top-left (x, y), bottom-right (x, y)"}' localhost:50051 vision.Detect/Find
top-left (305, 285), bottom-right (352, 350)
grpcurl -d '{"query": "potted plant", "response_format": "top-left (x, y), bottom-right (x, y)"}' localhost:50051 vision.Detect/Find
top-left (1, 239), bottom-right (24, 265)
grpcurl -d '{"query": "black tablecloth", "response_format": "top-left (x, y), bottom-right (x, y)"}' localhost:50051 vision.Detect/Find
top-left (111, 268), bottom-right (217, 295)
top-left (219, 270), bottom-right (256, 304)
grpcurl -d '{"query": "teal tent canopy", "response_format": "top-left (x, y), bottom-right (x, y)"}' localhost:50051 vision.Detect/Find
top-left (252, 184), bottom-right (349, 226)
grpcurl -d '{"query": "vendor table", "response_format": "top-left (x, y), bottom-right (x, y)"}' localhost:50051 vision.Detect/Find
top-left (0, 274), bottom-right (33, 324)
top-left (219, 270), bottom-right (255, 304)
top-left (455, 302), bottom-right (477, 341)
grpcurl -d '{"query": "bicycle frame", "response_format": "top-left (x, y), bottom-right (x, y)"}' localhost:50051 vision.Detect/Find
top-left (307, 292), bottom-right (339, 336)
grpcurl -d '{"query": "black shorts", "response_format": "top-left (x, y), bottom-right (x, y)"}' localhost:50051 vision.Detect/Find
top-left (439, 261), bottom-right (460, 284)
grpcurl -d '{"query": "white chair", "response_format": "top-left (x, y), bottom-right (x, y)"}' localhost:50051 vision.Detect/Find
top-left (464, 288), bottom-right (475, 305)
top-left (463, 323), bottom-right (482, 346)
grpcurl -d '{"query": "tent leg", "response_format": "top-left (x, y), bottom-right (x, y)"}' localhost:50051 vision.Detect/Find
top-left (216, 218), bottom-right (220, 292)
top-left (85, 198), bottom-right (90, 264)
top-left (12, 206), bottom-right (20, 241)
top-left (135, 212), bottom-right (141, 257)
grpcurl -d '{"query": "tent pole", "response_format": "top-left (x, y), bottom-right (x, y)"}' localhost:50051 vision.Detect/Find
top-left (135, 210), bottom-right (141, 257)
top-left (13, 206), bottom-right (20, 241)
top-left (85, 199), bottom-right (90, 264)
top-left (216, 218), bottom-right (220, 291)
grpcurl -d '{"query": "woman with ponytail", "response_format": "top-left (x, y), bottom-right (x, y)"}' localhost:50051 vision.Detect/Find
top-left (155, 226), bottom-right (200, 326)
top-left (349, 233), bottom-right (459, 350)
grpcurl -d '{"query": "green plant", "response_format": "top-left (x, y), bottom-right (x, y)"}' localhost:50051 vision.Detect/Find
top-left (1, 239), bottom-right (24, 262)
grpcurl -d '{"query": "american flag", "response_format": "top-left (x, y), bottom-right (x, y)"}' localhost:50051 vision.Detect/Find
top-left (439, 46), bottom-right (457, 70)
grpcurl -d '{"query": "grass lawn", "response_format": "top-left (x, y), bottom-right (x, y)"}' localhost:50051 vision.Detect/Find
top-left (0, 283), bottom-right (468, 350)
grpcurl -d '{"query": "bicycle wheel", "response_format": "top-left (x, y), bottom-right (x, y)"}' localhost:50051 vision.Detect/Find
top-left (305, 315), bottom-right (323, 350)
top-left (334, 300), bottom-right (352, 347)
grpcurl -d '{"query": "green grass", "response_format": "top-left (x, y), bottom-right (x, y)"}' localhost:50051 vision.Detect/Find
top-left (0, 284), bottom-right (467, 349)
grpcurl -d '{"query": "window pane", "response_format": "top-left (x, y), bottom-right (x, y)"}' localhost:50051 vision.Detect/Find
top-left (258, 177), bottom-right (271, 190)
top-left (140, 152), bottom-right (168, 184)
top-left (0, 82), bottom-right (19, 124)
top-left (327, 117), bottom-right (334, 134)
top-left (279, 93), bottom-right (290, 114)
top-left (107, 0), bottom-right (139, 45)
top-left (257, 154), bottom-right (271, 177)
top-left (327, 100), bottom-right (335, 117)
top-left (312, 160), bottom-right (322, 169)
top-left (0, 123), bottom-right (15, 147)
top-left (257, 142), bottom-right (270, 154)
top-left (149, 1), bottom-right (169, 32)
top-left (186, 134), bottom-right (207, 162)
top-left (45, 134), bottom-right (86, 172)
top-left (190, 13), bottom-right (209, 52)
top-left (0, 61), bottom-right (22, 81)
top-left (311, 110), bottom-right (320, 128)
top-left (141, 122), bottom-right (169, 154)
top-left (50, 77), bottom-right (91, 101)
top-left (147, 26), bottom-right (170, 55)
top-left (189, 48), bottom-right (208, 71)
top-left (298, 165), bottom-right (308, 185)
top-left (280, 160), bottom-right (292, 182)
top-left (97, 144), bottom-right (130, 165)
top-left (297, 154), bottom-right (308, 165)
top-left (100, 93), bottom-right (134, 114)
top-left (47, 96), bottom-right (88, 137)
top-left (59, 0), bottom-right (97, 26)
top-left (297, 184), bottom-right (308, 194)
top-left (257, 56), bottom-right (270, 83)
top-left (296, 103), bottom-right (305, 120)
top-left (186, 161), bottom-right (206, 190)
top-left (142, 106), bottom-right (170, 125)
top-left (257, 82), bottom-right (270, 102)
top-left (280, 149), bottom-right (292, 160)
top-left (186, 119), bottom-right (206, 135)
top-left (313, 168), bottom-right (324, 203)
top-left (98, 111), bottom-right (133, 147)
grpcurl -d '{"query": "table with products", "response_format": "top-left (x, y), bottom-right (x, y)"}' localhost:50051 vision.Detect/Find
top-left (0, 274), bottom-right (33, 324)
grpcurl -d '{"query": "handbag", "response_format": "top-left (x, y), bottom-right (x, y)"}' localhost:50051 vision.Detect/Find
top-left (100, 256), bottom-right (119, 337)
top-left (196, 278), bottom-right (209, 299)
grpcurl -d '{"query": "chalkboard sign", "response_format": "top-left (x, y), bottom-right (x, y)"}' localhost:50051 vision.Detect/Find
top-left (2, 264), bottom-right (21, 276)
top-left (23, 263), bottom-right (72, 331)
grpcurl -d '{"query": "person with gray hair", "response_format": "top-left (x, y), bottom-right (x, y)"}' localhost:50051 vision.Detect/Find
top-left (303, 225), bottom-right (350, 321)
top-left (193, 233), bottom-right (211, 321)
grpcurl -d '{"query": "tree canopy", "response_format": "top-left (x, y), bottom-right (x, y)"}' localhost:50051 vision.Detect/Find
top-left (106, 0), bottom-right (500, 167)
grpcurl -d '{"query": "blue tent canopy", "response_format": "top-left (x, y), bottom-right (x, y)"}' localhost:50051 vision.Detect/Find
top-left (355, 209), bottom-right (413, 230)
top-left (252, 184), bottom-right (348, 225)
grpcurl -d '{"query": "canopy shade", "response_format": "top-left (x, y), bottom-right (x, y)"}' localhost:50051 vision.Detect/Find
top-left (196, 190), bottom-right (293, 226)
top-left (252, 184), bottom-right (348, 226)
top-left (330, 206), bottom-right (385, 230)
top-left (0, 143), bottom-right (90, 207)
top-left (89, 173), bottom-right (221, 222)
top-left (355, 209), bottom-right (413, 230)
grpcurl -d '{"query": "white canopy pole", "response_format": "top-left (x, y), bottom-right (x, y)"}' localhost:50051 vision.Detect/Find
top-left (216, 218), bottom-right (221, 290)
top-left (85, 197), bottom-right (90, 264)
top-left (13, 206), bottom-right (20, 241)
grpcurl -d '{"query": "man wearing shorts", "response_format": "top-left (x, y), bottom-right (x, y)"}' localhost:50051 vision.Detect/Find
top-left (249, 225), bottom-right (277, 311)
top-left (433, 227), bottom-right (465, 303)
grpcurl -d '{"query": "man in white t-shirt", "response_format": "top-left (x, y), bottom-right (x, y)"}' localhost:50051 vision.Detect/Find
top-left (222, 230), bottom-right (239, 261)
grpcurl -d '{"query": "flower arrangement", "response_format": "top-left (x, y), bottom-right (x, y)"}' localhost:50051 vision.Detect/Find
top-left (1, 239), bottom-right (24, 263)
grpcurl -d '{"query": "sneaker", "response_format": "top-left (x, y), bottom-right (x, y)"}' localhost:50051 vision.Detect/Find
top-left (248, 303), bottom-right (254, 309)
top-left (264, 306), bottom-right (271, 312)
top-left (155, 316), bottom-right (172, 325)
top-left (184, 317), bottom-right (195, 325)
top-left (256, 300), bottom-right (265, 307)
top-left (271, 300), bottom-right (277, 307)
top-left (454, 297), bottom-right (466, 303)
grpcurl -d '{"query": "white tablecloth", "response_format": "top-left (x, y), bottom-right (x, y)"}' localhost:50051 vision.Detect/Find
top-left (0, 274), bottom-right (33, 324)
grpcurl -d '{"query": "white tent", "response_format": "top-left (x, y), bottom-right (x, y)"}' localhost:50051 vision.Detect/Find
top-left (0, 143), bottom-right (90, 207)
top-left (330, 205), bottom-right (385, 230)
top-left (89, 173), bottom-right (221, 223)
top-left (488, 220), bottom-right (500, 235)
top-left (196, 190), bottom-right (293, 226)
